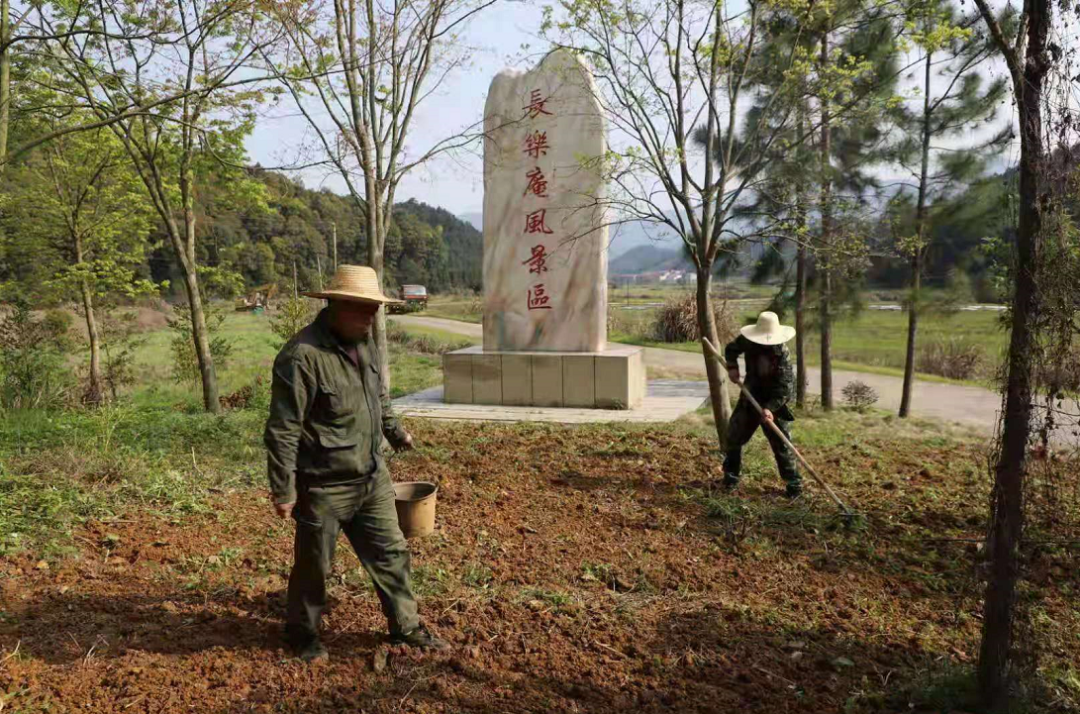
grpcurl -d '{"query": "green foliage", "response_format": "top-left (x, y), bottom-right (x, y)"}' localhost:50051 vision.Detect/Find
top-left (0, 300), bottom-right (74, 411)
top-left (167, 307), bottom-right (234, 385)
top-left (1, 124), bottom-right (160, 306)
top-left (269, 291), bottom-right (317, 347)
top-left (99, 310), bottom-right (150, 400)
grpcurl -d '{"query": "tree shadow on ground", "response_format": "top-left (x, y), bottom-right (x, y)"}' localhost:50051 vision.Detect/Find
top-left (3, 585), bottom-right (382, 665)
top-left (197, 605), bottom-right (927, 714)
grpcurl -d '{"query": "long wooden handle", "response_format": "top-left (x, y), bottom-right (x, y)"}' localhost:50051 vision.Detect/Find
top-left (701, 337), bottom-right (855, 516)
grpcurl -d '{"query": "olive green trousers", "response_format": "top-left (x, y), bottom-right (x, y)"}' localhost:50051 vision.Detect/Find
top-left (286, 471), bottom-right (419, 640)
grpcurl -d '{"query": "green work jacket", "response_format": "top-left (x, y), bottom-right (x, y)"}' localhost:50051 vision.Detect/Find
top-left (264, 309), bottom-right (409, 505)
top-left (724, 334), bottom-right (796, 420)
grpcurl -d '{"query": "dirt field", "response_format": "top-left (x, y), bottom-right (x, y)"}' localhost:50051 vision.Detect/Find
top-left (0, 415), bottom-right (1076, 713)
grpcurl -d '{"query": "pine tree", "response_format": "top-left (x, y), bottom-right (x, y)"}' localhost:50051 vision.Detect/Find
top-left (894, 0), bottom-right (1010, 417)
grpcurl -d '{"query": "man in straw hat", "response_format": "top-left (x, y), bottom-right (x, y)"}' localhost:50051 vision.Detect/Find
top-left (264, 265), bottom-right (448, 662)
top-left (721, 311), bottom-right (802, 498)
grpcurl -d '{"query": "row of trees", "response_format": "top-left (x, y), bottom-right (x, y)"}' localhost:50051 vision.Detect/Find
top-left (0, 151), bottom-right (482, 398)
top-left (0, 0), bottom-right (487, 411)
top-left (548, 0), bottom-right (1020, 428)
top-left (545, 0), bottom-right (1075, 709)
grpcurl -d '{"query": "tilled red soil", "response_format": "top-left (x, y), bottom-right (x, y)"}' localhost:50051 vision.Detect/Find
top-left (0, 420), bottom-right (1072, 712)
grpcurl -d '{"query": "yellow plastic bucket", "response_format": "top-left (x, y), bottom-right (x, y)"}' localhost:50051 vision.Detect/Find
top-left (393, 481), bottom-right (438, 539)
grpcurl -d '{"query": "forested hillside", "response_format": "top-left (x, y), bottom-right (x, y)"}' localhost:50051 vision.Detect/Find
top-left (1, 167), bottom-right (483, 303)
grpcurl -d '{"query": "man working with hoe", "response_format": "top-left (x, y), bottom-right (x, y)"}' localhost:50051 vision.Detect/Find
top-left (264, 265), bottom-right (448, 662)
top-left (719, 311), bottom-right (802, 499)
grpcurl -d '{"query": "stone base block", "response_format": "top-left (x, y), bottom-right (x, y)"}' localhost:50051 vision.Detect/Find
top-left (442, 345), bottom-right (645, 409)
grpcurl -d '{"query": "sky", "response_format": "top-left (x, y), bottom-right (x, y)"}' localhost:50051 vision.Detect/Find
top-left (241, 0), bottom-right (1076, 236)
top-left (245, 2), bottom-right (548, 217)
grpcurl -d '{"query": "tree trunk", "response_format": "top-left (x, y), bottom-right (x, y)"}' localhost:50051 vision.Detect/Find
top-left (818, 27), bottom-right (833, 411)
top-left (899, 255), bottom-right (921, 417)
top-left (182, 266), bottom-right (220, 414)
top-left (368, 198), bottom-right (390, 391)
top-left (698, 268), bottom-right (733, 440)
top-left (0, 0), bottom-right (10, 177)
top-left (900, 50), bottom-right (934, 418)
top-left (73, 228), bottom-right (104, 407)
top-left (977, 2), bottom-right (1051, 706)
top-left (80, 283), bottom-right (103, 406)
top-left (794, 109), bottom-right (809, 409)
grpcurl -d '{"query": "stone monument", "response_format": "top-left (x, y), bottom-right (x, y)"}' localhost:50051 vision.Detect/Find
top-left (443, 50), bottom-right (645, 409)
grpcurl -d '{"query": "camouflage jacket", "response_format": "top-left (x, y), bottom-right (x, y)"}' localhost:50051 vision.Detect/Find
top-left (263, 309), bottom-right (409, 505)
top-left (724, 334), bottom-right (796, 420)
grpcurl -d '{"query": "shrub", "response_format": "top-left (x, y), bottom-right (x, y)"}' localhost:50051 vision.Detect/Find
top-left (99, 311), bottom-right (149, 401)
top-left (917, 338), bottom-right (984, 380)
top-left (842, 381), bottom-right (879, 412)
top-left (269, 290), bottom-right (317, 347)
top-left (219, 376), bottom-right (270, 411)
top-left (42, 309), bottom-right (76, 352)
top-left (167, 306), bottom-right (233, 384)
top-left (386, 322), bottom-right (471, 354)
top-left (1035, 343), bottom-right (1080, 394)
top-left (0, 299), bottom-right (74, 410)
top-left (652, 293), bottom-right (739, 345)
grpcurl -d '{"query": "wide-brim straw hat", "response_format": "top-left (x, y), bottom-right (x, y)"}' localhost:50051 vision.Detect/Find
top-left (741, 311), bottom-right (796, 345)
top-left (303, 265), bottom-right (401, 304)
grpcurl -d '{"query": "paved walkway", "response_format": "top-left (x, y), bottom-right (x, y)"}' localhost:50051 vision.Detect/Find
top-left (393, 315), bottom-right (1002, 433)
top-left (393, 381), bottom-right (709, 424)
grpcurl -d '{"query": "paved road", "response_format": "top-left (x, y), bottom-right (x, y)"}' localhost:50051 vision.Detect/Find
top-left (394, 315), bottom-right (1001, 433)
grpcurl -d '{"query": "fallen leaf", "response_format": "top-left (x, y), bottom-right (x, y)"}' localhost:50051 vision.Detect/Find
top-left (832, 656), bottom-right (855, 668)
top-left (35, 560), bottom-right (49, 571)
top-left (373, 648), bottom-right (389, 673)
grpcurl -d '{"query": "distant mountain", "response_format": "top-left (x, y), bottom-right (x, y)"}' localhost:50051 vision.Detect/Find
top-left (609, 244), bottom-right (692, 275)
top-left (457, 212), bottom-right (681, 260)
top-left (460, 212), bottom-right (483, 232)
top-left (606, 220), bottom-right (679, 259)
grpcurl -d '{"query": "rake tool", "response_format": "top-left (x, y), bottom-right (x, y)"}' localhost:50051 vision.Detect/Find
top-left (701, 337), bottom-right (861, 526)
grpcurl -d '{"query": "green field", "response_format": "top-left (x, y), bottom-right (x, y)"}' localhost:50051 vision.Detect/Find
top-left (427, 290), bottom-right (1009, 385)
top-left (90, 309), bottom-right (474, 408)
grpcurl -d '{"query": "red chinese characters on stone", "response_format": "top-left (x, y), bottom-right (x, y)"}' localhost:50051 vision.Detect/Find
top-left (524, 131), bottom-right (549, 159)
top-left (524, 208), bottom-right (554, 235)
top-left (523, 167), bottom-right (549, 197)
top-left (527, 284), bottom-right (552, 310)
top-left (523, 89), bottom-right (553, 119)
top-left (522, 244), bottom-right (549, 275)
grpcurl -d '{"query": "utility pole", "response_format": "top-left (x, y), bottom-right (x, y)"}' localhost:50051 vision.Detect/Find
top-left (315, 253), bottom-right (323, 291)
top-left (293, 260), bottom-right (298, 299)
top-left (332, 222), bottom-right (338, 271)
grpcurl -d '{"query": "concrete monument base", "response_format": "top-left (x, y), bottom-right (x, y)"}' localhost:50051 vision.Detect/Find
top-left (443, 345), bottom-right (645, 409)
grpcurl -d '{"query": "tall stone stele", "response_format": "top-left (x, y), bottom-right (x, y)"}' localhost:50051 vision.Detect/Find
top-left (443, 50), bottom-right (645, 409)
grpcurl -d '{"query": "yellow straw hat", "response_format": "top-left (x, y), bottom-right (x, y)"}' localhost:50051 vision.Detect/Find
top-left (740, 311), bottom-right (796, 346)
top-left (303, 265), bottom-right (401, 304)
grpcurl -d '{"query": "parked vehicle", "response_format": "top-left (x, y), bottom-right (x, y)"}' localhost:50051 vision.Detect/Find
top-left (389, 285), bottom-right (428, 313)
top-left (235, 284), bottom-right (278, 313)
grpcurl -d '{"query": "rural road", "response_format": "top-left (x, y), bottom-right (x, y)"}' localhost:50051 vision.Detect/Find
top-left (394, 315), bottom-right (1001, 433)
